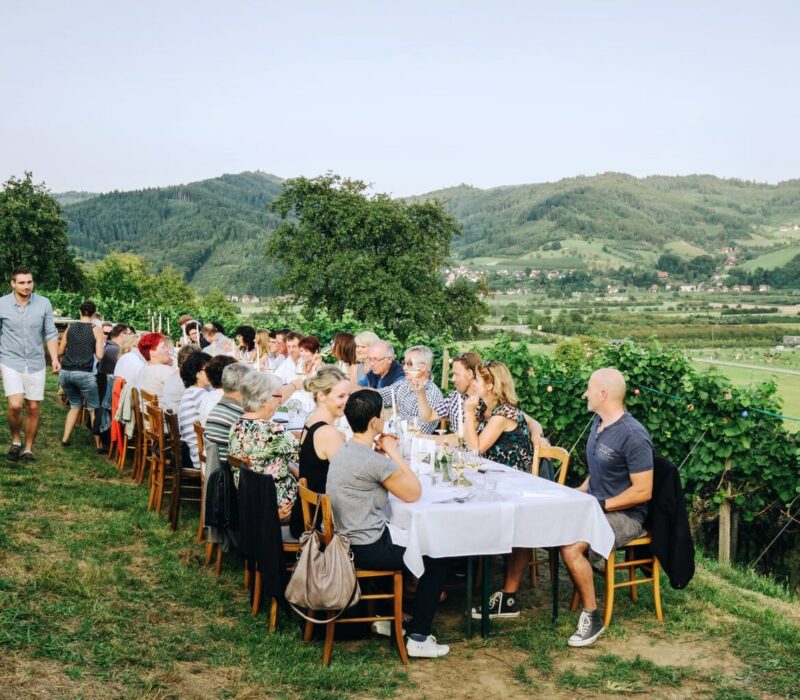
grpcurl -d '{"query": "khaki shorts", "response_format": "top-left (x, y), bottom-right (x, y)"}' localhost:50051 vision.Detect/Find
top-left (1, 364), bottom-right (46, 401)
top-left (605, 511), bottom-right (646, 550)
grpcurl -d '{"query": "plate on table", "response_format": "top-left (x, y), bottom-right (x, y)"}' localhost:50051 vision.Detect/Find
top-left (272, 416), bottom-right (289, 423)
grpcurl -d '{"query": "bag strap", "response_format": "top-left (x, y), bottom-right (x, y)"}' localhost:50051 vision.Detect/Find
top-left (287, 576), bottom-right (360, 624)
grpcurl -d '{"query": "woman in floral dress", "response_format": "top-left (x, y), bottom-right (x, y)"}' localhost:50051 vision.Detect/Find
top-left (228, 371), bottom-right (299, 521)
top-left (464, 361), bottom-right (532, 472)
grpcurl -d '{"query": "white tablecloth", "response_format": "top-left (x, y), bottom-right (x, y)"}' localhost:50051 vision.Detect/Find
top-left (386, 460), bottom-right (615, 578)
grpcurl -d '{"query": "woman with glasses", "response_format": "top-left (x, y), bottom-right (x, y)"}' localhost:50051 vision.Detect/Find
top-left (177, 350), bottom-right (212, 468)
top-left (228, 371), bottom-right (299, 521)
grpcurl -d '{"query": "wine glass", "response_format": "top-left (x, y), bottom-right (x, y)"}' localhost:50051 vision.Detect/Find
top-left (451, 448), bottom-right (466, 486)
top-left (408, 416), bottom-right (422, 436)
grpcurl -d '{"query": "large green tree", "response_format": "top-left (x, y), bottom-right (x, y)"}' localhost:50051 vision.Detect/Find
top-left (0, 172), bottom-right (85, 290)
top-left (268, 174), bottom-right (487, 339)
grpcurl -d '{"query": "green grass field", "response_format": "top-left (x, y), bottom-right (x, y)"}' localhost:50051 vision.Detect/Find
top-left (741, 244), bottom-right (800, 271)
top-left (3, 378), bottom-right (800, 697)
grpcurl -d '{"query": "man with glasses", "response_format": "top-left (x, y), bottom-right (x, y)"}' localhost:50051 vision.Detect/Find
top-left (357, 340), bottom-right (404, 389)
top-left (373, 345), bottom-right (443, 434)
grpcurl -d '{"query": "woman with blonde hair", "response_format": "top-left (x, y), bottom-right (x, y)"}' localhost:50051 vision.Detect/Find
top-left (464, 360), bottom-right (533, 621)
top-left (289, 365), bottom-right (351, 536)
top-left (464, 361), bottom-right (532, 472)
top-left (353, 330), bottom-right (380, 383)
top-left (255, 329), bottom-right (270, 370)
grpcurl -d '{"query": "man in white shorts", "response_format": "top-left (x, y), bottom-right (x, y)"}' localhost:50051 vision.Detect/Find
top-left (0, 267), bottom-right (60, 462)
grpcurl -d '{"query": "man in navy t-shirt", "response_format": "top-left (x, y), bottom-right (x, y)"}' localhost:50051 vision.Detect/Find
top-left (561, 368), bottom-right (653, 649)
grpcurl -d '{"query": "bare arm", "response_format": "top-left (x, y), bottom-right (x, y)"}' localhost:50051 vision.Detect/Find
top-left (93, 326), bottom-right (105, 359)
top-left (577, 477), bottom-right (590, 493)
top-left (465, 413), bottom-right (516, 453)
top-left (605, 470), bottom-right (653, 511)
top-left (313, 424), bottom-right (345, 462)
top-left (380, 435), bottom-right (421, 502)
top-left (414, 385), bottom-right (441, 423)
top-left (48, 338), bottom-right (61, 372)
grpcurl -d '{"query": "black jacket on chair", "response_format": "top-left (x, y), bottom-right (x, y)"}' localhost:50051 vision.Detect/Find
top-left (238, 467), bottom-right (288, 601)
top-left (643, 454), bottom-right (695, 589)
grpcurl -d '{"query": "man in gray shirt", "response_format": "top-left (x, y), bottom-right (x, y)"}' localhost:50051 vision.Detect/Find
top-left (0, 267), bottom-right (60, 462)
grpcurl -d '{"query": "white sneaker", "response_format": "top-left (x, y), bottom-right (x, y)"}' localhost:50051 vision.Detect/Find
top-left (371, 620), bottom-right (405, 637)
top-left (406, 634), bottom-right (450, 658)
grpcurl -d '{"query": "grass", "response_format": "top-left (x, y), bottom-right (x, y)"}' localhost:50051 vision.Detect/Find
top-left (2, 376), bottom-right (800, 697)
top-left (740, 244), bottom-right (800, 271)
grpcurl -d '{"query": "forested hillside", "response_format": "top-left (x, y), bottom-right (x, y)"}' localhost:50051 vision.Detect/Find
top-left (61, 171), bottom-right (800, 295)
top-left (63, 171), bottom-right (285, 296)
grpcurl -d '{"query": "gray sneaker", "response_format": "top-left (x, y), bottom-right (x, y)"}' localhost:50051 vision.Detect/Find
top-left (567, 609), bottom-right (606, 647)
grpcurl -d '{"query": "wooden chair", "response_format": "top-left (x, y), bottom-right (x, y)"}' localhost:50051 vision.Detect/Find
top-left (297, 480), bottom-right (408, 666)
top-left (530, 435), bottom-right (571, 586)
top-left (205, 453), bottom-right (247, 576)
top-left (570, 534), bottom-right (663, 627)
top-left (145, 403), bottom-right (169, 513)
top-left (133, 390), bottom-right (158, 485)
top-left (166, 411), bottom-right (203, 532)
top-left (193, 420), bottom-right (207, 544)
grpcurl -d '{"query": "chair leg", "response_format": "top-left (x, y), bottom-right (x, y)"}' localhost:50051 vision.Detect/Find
top-left (604, 555), bottom-right (615, 628)
top-left (196, 476), bottom-right (206, 544)
top-left (244, 562), bottom-right (251, 590)
top-left (303, 615), bottom-right (315, 642)
top-left (214, 548), bottom-right (223, 576)
top-left (626, 548), bottom-right (638, 602)
top-left (322, 612), bottom-right (336, 666)
top-left (530, 548), bottom-right (538, 587)
top-left (204, 541), bottom-right (215, 566)
top-left (394, 572), bottom-right (409, 665)
top-left (269, 597), bottom-right (278, 632)
top-left (252, 571), bottom-right (262, 615)
top-left (653, 557), bottom-right (663, 622)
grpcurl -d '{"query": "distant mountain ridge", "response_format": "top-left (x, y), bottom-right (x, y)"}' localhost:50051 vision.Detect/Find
top-left (59, 171), bottom-right (800, 294)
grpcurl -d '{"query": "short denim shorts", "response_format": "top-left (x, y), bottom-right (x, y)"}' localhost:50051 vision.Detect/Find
top-left (59, 369), bottom-right (100, 409)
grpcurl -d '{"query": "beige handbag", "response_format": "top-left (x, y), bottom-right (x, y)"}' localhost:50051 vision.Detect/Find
top-left (285, 502), bottom-right (361, 623)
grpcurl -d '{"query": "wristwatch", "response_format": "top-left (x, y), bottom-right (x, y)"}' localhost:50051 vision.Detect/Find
top-left (597, 498), bottom-right (607, 511)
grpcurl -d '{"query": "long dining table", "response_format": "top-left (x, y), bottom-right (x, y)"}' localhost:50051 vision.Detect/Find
top-left (385, 458), bottom-right (615, 637)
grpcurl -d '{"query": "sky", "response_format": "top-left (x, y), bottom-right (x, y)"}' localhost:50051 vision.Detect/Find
top-left (1, 1), bottom-right (798, 197)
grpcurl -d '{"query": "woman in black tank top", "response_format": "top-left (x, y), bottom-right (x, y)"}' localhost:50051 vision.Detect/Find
top-left (289, 366), bottom-right (352, 537)
top-left (58, 301), bottom-right (105, 448)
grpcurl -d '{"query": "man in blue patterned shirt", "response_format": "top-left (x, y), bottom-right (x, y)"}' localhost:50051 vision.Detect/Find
top-left (0, 267), bottom-right (60, 462)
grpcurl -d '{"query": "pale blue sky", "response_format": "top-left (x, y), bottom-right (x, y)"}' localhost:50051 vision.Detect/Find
top-left (1, 1), bottom-right (798, 196)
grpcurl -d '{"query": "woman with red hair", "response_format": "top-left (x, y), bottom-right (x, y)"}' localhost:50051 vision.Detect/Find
top-left (136, 333), bottom-right (176, 400)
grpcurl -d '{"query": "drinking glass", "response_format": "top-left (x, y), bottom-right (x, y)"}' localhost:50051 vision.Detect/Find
top-left (451, 448), bottom-right (466, 486)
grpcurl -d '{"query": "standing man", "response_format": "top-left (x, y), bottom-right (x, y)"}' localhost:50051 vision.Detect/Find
top-left (0, 267), bottom-right (60, 462)
top-left (560, 368), bottom-right (653, 647)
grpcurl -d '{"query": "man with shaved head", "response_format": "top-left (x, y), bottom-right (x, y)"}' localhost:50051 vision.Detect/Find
top-left (357, 340), bottom-right (404, 389)
top-left (561, 367), bottom-right (653, 648)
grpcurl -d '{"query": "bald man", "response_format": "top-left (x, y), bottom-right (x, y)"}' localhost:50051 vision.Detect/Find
top-left (561, 367), bottom-right (653, 648)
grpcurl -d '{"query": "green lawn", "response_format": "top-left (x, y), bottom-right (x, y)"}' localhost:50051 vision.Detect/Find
top-left (740, 244), bottom-right (800, 271)
top-left (1, 377), bottom-right (799, 698)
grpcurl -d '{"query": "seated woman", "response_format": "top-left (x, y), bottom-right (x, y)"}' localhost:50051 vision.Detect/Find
top-left (178, 351), bottom-right (212, 469)
top-left (289, 366), bottom-right (350, 537)
top-left (136, 333), bottom-right (176, 402)
top-left (228, 371), bottom-right (299, 521)
top-left (353, 331), bottom-right (380, 383)
top-left (327, 389), bottom-right (450, 659)
top-left (234, 325), bottom-right (258, 364)
top-left (464, 361), bottom-right (532, 471)
top-left (198, 354), bottom-right (237, 426)
top-left (464, 360), bottom-right (533, 621)
top-left (297, 335), bottom-right (323, 376)
top-left (331, 332), bottom-right (357, 383)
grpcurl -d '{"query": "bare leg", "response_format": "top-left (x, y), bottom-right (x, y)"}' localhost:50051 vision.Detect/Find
top-left (561, 541), bottom-right (596, 610)
top-left (7, 395), bottom-right (24, 444)
top-left (23, 400), bottom-right (41, 452)
top-left (62, 408), bottom-right (81, 443)
top-left (88, 410), bottom-right (101, 448)
top-left (502, 547), bottom-right (533, 594)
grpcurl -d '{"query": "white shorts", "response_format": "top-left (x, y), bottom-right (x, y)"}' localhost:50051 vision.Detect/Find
top-left (1, 364), bottom-right (46, 401)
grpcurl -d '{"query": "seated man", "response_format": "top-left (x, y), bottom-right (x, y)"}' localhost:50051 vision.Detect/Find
top-left (357, 340), bottom-right (404, 389)
top-left (561, 368), bottom-right (653, 647)
top-left (379, 345), bottom-right (443, 434)
top-left (274, 331), bottom-right (303, 384)
top-left (327, 389), bottom-right (450, 658)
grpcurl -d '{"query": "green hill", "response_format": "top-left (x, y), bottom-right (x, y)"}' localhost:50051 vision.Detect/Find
top-left (60, 171), bottom-right (800, 294)
top-left (417, 173), bottom-right (800, 271)
top-left (63, 171), bottom-right (285, 296)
